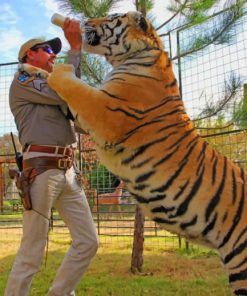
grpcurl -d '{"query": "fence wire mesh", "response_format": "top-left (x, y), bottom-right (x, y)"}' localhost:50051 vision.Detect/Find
top-left (0, 10), bottom-right (247, 251)
top-left (177, 13), bottom-right (247, 171)
top-left (178, 14), bottom-right (247, 122)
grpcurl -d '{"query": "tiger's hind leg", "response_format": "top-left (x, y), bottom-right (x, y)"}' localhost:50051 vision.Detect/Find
top-left (220, 243), bottom-right (247, 295)
top-left (234, 289), bottom-right (247, 296)
top-left (229, 274), bottom-right (247, 295)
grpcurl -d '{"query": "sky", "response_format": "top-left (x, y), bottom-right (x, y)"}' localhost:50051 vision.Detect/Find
top-left (0, 0), bottom-right (170, 64)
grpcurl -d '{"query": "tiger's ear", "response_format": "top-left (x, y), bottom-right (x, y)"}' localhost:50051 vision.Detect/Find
top-left (131, 12), bottom-right (148, 32)
top-left (137, 14), bottom-right (148, 32)
top-left (138, 15), bottom-right (148, 32)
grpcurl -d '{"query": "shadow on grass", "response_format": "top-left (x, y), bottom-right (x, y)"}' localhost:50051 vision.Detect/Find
top-left (0, 248), bottom-right (231, 296)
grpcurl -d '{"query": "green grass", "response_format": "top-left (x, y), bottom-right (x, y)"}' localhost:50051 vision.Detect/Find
top-left (0, 232), bottom-right (231, 296)
top-left (0, 213), bottom-right (22, 220)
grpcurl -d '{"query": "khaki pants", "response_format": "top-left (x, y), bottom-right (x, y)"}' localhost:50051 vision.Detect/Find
top-left (4, 166), bottom-right (99, 296)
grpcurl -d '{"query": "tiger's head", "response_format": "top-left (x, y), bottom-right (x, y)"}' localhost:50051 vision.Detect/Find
top-left (83, 11), bottom-right (163, 66)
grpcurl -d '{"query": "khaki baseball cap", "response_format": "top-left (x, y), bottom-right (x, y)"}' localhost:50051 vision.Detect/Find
top-left (18, 37), bottom-right (62, 62)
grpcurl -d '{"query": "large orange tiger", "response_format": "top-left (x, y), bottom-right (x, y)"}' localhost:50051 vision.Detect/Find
top-left (24, 11), bottom-right (247, 295)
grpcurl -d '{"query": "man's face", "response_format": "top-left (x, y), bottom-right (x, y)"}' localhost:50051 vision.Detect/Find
top-left (26, 45), bottom-right (56, 73)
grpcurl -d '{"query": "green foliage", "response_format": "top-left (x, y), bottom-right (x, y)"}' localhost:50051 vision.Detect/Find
top-left (233, 84), bottom-right (247, 129)
top-left (194, 72), bottom-right (242, 122)
top-left (136, 0), bottom-right (154, 15)
top-left (194, 115), bottom-right (230, 131)
top-left (168, 0), bottom-right (218, 25)
top-left (89, 163), bottom-right (119, 193)
top-left (164, 1), bottom-right (247, 58)
top-left (178, 1), bottom-right (246, 57)
top-left (3, 199), bottom-right (21, 207)
top-left (168, 0), bottom-right (246, 27)
top-left (176, 245), bottom-right (218, 258)
top-left (81, 53), bottom-right (110, 86)
top-left (56, 0), bottom-right (122, 18)
top-left (0, 133), bottom-right (21, 155)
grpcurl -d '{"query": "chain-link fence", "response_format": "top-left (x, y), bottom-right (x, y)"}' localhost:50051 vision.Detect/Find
top-left (177, 12), bottom-right (247, 170)
top-left (0, 10), bottom-right (247, 250)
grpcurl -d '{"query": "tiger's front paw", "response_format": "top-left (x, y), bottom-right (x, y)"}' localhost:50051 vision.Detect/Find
top-left (18, 63), bottom-right (49, 79)
top-left (52, 64), bottom-right (75, 75)
top-left (48, 64), bottom-right (75, 89)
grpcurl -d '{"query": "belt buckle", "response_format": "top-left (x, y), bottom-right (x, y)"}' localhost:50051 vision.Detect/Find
top-left (58, 158), bottom-right (68, 169)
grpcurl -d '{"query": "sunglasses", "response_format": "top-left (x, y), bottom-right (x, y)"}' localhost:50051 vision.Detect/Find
top-left (31, 45), bottom-right (54, 54)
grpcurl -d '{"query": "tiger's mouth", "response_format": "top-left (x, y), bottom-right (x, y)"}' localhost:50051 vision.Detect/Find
top-left (84, 28), bottom-right (101, 46)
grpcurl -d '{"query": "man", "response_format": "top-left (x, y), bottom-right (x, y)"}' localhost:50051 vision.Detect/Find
top-left (4, 18), bottom-right (98, 296)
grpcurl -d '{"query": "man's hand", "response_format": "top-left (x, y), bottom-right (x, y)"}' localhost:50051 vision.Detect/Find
top-left (63, 18), bottom-right (82, 51)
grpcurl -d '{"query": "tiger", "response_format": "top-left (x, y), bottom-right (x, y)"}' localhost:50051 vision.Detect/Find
top-left (22, 11), bottom-right (247, 295)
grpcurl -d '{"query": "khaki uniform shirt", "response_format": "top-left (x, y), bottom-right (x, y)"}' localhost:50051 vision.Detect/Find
top-left (9, 50), bottom-right (81, 149)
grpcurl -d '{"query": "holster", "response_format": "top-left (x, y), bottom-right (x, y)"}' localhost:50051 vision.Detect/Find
top-left (15, 168), bottom-right (34, 210)
top-left (10, 156), bottom-right (73, 211)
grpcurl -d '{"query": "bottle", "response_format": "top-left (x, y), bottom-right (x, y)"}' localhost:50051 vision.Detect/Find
top-left (51, 13), bottom-right (66, 29)
top-left (51, 13), bottom-right (84, 32)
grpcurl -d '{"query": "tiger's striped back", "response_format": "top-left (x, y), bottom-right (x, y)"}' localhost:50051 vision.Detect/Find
top-left (46, 11), bottom-right (247, 295)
